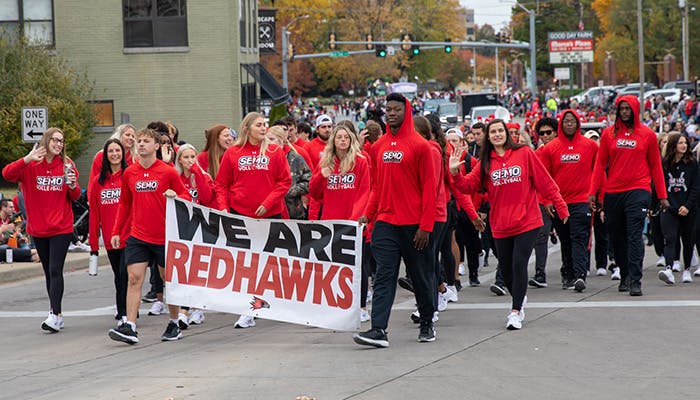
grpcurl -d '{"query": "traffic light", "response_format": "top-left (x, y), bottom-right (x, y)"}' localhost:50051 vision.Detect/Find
top-left (411, 45), bottom-right (420, 56)
top-left (329, 33), bottom-right (336, 50)
top-left (401, 33), bottom-right (411, 51)
top-left (496, 32), bottom-right (501, 43)
top-left (375, 44), bottom-right (387, 57)
top-left (366, 33), bottom-right (373, 50)
top-left (288, 42), bottom-right (294, 59)
top-left (444, 38), bottom-right (452, 53)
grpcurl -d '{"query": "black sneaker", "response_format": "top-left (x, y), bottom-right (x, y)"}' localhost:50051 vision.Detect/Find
top-left (418, 324), bottom-right (436, 342)
top-left (490, 283), bottom-right (506, 296)
top-left (469, 277), bottom-right (481, 287)
top-left (410, 311), bottom-right (421, 324)
top-left (550, 232), bottom-right (558, 244)
top-left (528, 276), bottom-right (547, 288)
top-left (574, 278), bottom-right (586, 292)
top-left (629, 281), bottom-right (643, 296)
top-left (161, 321), bottom-right (182, 341)
top-left (353, 328), bottom-right (389, 348)
top-left (618, 278), bottom-right (630, 292)
top-left (108, 322), bottom-right (139, 345)
top-left (142, 290), bottom-right (157, 303)
top-left (454, 280), bottom-right (463, 292)
top-left (562, 279), bottom-right (575, 290)
top-left (398, 276), bottom-right (414, 293)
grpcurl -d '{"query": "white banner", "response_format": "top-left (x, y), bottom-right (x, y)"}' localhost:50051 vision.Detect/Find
top-left (164, 198), bottom-right (362, 331)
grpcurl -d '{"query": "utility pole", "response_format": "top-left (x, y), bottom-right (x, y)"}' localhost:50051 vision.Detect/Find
top-left (281, 14), bottom-right (309, 95)
top-left (680, 0), bottom-right (689, 81)
top-left (637, 0), bottom-right (645, 119)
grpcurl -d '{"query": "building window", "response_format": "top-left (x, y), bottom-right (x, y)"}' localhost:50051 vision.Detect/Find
top-left (239, 0), bottom-right (247, 47)
top-left (0, 0), bottom-right (55, 46)
top-left (122, 0), bottom-right (187, 48)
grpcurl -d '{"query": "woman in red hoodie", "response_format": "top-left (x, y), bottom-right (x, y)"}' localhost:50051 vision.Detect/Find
top-left (450, 119), bottom-right (568, 330)
top-left (89, 138), bottom-right (131, 322)
top-left (197, 124), bottom-right (234, 179)
top-left (2, 128), bottom-right (81, 333)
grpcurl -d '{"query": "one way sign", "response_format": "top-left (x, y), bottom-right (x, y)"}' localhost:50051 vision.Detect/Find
top-left (22, 107), bottom-right (48, 143)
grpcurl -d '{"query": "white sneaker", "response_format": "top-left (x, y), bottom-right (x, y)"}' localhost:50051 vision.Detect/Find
top-left (234, 315), bottom-right (255, 329)
top-left (41, 313), bottom-right (60, 333)
top-left (695, 267), bottom-right (700, 277)
top-left (148, 301), bottom-right (165, 315)
top-left (519, 296), bottom-right (527, 322)
top-left (458, 263), bottom-right (466, 275)
top-left (360, 309), bottom-right (370, 323)
top-left (682, 270), bottom-right (693, 283)
top-left (188, 309), bottom-right (205, 325)
top-left (437, 292), bottom-right (448, 311)
top-left (366, 291), bottom-right (372, 303)
top-left (656, 256), bottom-right (666, 267)
top-left (177, 312), bottom-right (190, 330)
top-left (411, 310), bottom-right (439, 323)
top-left (506, 311), bottom-right (522, 330)
top-left (611, 267), bottom-right (621, 281)
top-left (658, 269), bottom-right (675, 285)
top-left (596, 268), bottom-right (607, 276)
top-left (445, 286), bottom-right (459, 302)
top-left (56, 314), bottom-right (64, 330)
top-left (672, 260), bottom-right (682, 272)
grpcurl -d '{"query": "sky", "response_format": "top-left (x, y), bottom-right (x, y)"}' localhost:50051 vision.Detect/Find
top-left (459, 0), bottom-right (513, 30)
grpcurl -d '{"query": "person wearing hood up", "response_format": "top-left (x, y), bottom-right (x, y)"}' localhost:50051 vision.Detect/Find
top-left (539, 110), bottom-right (598, 292)
top-left (589, 95), bottom-right (669, 296)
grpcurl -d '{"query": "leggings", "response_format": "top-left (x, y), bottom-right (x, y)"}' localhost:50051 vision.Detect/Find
top-left (360, 241), bottom-right (376, 308)
top-left (493, 228), bottom-right (539, 311)
top-left (660, 211), bottom-right (695, 269)
top-left (107, 248), bottom-right (128, 319)
top-left (34, 233), bottom-right (72, 314)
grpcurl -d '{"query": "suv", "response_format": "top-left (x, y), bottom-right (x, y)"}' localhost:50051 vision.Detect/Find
top-left (570, 86), bottom-right (615, 106)
top-left (662, 80), bottom-right (696, 93)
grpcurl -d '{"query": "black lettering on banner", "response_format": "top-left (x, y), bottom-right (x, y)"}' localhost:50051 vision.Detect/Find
top-left (332, 224), bottom-right (356, 266)
top-left (175, 200), bottom-right (251, 249)
top-left (220, 214), bottom-right (252, 249)
top-left (264, 222), bottom-right (301, 257)
top-left (298, 223), bottom-right (331, 261)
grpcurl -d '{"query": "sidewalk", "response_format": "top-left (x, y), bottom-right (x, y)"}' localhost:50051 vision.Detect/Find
top-left (0, 247), bottom-right (108, 284)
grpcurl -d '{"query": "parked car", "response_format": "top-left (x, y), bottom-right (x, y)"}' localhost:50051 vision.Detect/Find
top-left (437, 102), bottom-right (459, 129)
top-left (570, 86), bottom-right (615, 106)
top-left (662, 80), bottom-right (696, 94)
top-left (616, 83), bottom-right (658, 97)
top-left (468, 105), bottom-right (511, 125)
top-left (423, 98), bottom-right (451, 116)
top-left (644, 88), bottom-right (682, 105)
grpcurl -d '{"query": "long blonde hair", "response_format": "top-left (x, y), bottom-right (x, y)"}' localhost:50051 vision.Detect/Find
top-left (319, 125), bottom-right (362, 174)
top-left (110, 123), bottom-right (137, 161)
top-left (237, 112), bottom-right (269, 156)
top-left (40, 127), bottom-right (68, 163)
top-left (266, 126), bottom-right (297, 154)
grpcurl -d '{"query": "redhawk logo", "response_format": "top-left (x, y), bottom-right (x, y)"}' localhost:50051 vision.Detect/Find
top-left (560, 153), bottom-right (581, 163)
top-left (616, 139), bottom-right (637, 149)
top-left (382, 151), bottom-right (404, 163)
top-left (250, 296), bottom-right (270, 310)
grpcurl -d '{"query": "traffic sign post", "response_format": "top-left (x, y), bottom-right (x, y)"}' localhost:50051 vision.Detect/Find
top-left (21, 107), bottom-right (48, 143)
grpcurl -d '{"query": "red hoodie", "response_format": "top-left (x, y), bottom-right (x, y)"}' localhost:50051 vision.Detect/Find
top-left (89, 171), bottom-right (131, 251)
top-left (308, 155), bottom-right (370, 220)
top-left (180, 163), bottom-right (216, 208)
top-left (589, 95), bottom-right (667, 199)
top-left (363, 98), bottom-right (437, 232)
top-left (2, 156), bottom-right (81, 237)
top-left (303, 137), bottom-right (328, 169)
top-left (88, 149), bottom-right (134, 199)
top-left (429, 141), bottom-right (447, 223)
top-left (215, 142), bottom-right (292, 217)
top-left (538, 109), bottom-right (598, 204)
top-left (452, 146), bottom-right (569, 238)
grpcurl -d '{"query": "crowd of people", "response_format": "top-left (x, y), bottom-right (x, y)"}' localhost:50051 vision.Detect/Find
top-left (5, 87), bottom-right (700, 348)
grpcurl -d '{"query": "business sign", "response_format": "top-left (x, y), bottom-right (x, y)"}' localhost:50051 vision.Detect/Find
top-left (548, 31), bottom-right (594, 64)
top-left (21, 107), bottom-right (48, 143)
top-left (258, 9), bottom-right (276, 54)
top-left (554, 67), bottom-right (570, 81)
top-left (164, 198), bottom-right (363, 331)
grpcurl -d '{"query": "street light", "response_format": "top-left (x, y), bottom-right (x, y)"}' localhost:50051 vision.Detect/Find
top-left (282, 14), bottom-right (310, 95)
top-left (501, 1), bottom-right (536, 95)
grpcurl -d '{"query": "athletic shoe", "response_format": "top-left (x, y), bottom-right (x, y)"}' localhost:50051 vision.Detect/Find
top-left (360, 309), bottom-right (370, 323)
top-left (693, 253), bottom-right (700, 268)
top-left (550, 232), bottom-right (558, 244)
top-left (437, 291), bottom-right (448, 311)
top-left (56, 315), bottom-right (64, 330)
top-left (618, 278), bottom-right (630, 292)
top-left (234, 315), bottom-right (256, 329)
top-left (694, 267), bottom-right (700, 277)
top-left (658, 269), bottom-right (675, 285)
top-left (629, 281), bottom-right (643, 296)
top-left (490, 283), bottom-right (506, 296)
top-left (398, 276), bottom-right (414, 292)
top-left (469, 277), bottom-right (480, 287)
top-left (656, 256), bottom-right (666, 267)
top-left (148, 301), bottom-right (165, 315)
top-left (161, 321), bottom-right (182, 341)
top-left (455, 280), bottom-right (463, 291)
top-left (596, 268), bottom-right (607, 276)
top-left (410, 310), bottom-right (439, 324)
top-left (418, 324), bottom-right (436, 342)
top-left (41, 313), bottom-right (60, 333)
top-left (353, 328), bottom-right (389, 348)
top-left (682, 270), bottom-right (693, 283)
top-left (188, 309), bottom-right (205, 325)
top-left (528, 276), bottom-right (547, 288)
top-left (611, 267), bottom-right (621, 281)
top-left (562, 279), bottom-right (575, 290)
top-left (108, 321), bottom-right (139, 344)
top-left (672, 260), bottom-right (682, 272)
top-left (574, 278), bottom-right (586, 292)
top-left (608, 262), bottom-right (617, 272)
top-left (366, 291), bottom-right (372, 303)
top-left (177, 312), bottom-right (189, 330)
top-left (142, 290), bottom-right (158, 303)
top-left (506, 311), bottom-right (522, 330)
top-left (458, 263), bottom-right (466, 276)
top-left (445, 286), bottom-right (459, 302)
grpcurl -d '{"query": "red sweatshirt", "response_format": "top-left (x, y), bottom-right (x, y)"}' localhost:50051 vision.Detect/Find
top-left (452, 146), bottom-right (569, 238)
top-left (429, 141), bottom-right (448, 223)
top-left (363, 98), bottom-right (437, 232)
top-left (308, 155), bottom-right (370, 220)
top-left (89, 171), bottom-right (131, 251)
top-left (180, 163), bottom-right (216, 208)
top-left (113, 159), bottom-right (190, 245)
top-left (589, 95), bottom-right (667, 199)
top-left (215, 142), bottom-right (292, 217)
top-left (291, 143), bottom-right (313, 170)
top-left (538, 109), bottom-right (598, 204)
top-left (3, 156), bottom-right (81, 237)
top-left (303, 138), bottom-right (328, 169)
top-left (88, 149), bottom-right (134, 198)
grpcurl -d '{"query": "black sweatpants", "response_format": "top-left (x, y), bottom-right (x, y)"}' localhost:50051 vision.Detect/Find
top-left (34, 233), bottom-right (72, 314)
top-left (604, 190), bottom-right (651, 284)
top-left (455, 209), bottom-right (482, 279)
top-left (360, 241), bottom-right (376, 308)
top-left (552, 203), bottom-right (592, 281)
top-left (107, 248), bottom-right (128, 319)
top-left (493, 228), bottom-right (539, 311)
top-left (591, 210), bottom-right (610, 270)
top-left (533, 205), bottom-right (552, 280)
top-left (660, 211), bottom-right (696, 269)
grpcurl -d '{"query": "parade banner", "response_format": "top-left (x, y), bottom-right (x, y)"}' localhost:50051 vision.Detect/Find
top-left (164, 198), bottom-right (362, 331)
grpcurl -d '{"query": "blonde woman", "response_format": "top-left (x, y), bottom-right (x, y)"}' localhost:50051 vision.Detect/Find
top-left (265, 126), bottom-right (311, 219)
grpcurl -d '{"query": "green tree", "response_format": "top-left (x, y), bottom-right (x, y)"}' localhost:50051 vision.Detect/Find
top-left (0, 38), bottom-right (95, 167)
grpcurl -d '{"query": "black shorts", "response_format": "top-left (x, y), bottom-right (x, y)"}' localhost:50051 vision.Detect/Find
top-left (124, 237), bottom-right (165, 267)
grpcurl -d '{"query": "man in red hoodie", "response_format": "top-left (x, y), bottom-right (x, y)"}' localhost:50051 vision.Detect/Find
top-left (589, 95), bottom-right (669, 296)
top-left (539, 110), bottom-right (598, 292)
top-left (353, 93), bottom-right (437, 348)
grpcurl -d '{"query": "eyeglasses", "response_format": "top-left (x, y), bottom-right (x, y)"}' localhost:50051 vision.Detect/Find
top-left (50, 137), bottom-right (64, 144)
top-left (539, 130), bottom-right (554, 136)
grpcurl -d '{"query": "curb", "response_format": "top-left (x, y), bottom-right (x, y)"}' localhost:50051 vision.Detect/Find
top-left (0, 252), bottom-right (110, 285)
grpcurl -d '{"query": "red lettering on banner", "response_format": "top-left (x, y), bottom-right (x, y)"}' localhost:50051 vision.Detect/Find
top-left (233, 252), bottom-right (259, 294)
top-left (313, 263), bottom-right (339, 306)
top-left (255, 255), bottom-right (284, 298)
top-left (188, 245), bottom-right (210, 287)
top-left (336, 266), bottom-right (353, 310)
top-left (207, 247), bottom-right (234, 289)
top-left (166, 241), bottom-right (190, 283)
top-left (279, 258), bottom-right (313, 301)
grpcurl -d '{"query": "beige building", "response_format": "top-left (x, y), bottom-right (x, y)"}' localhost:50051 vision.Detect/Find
top-left (2, 0), bottom-right (284, 184)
